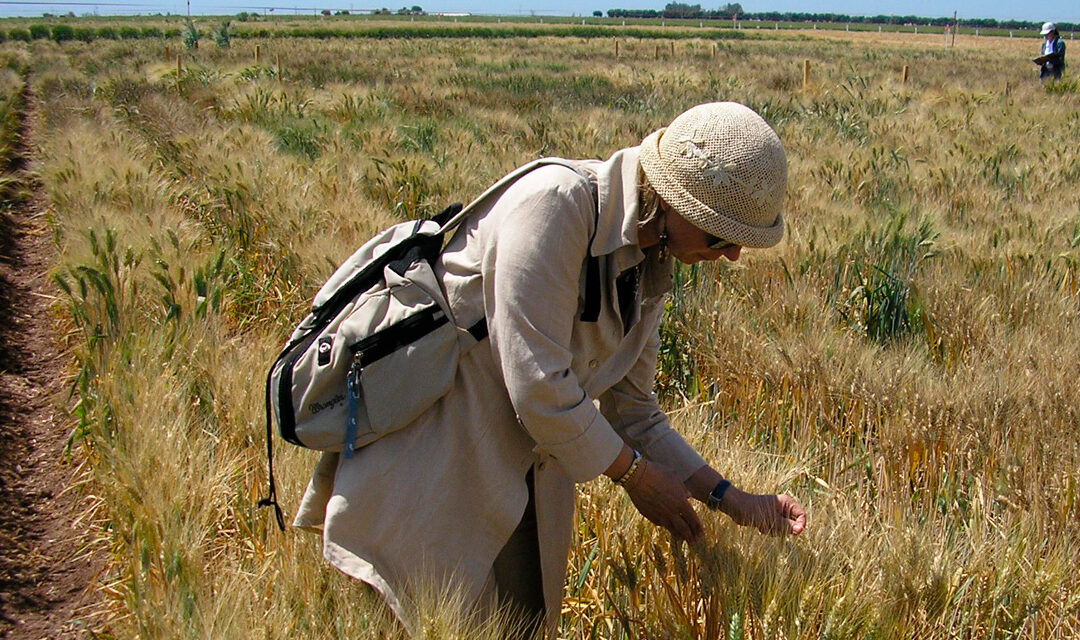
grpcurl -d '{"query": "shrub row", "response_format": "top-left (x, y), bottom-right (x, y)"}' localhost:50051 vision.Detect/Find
top-left (232, 24), bottom-right (749, 40)
top-left (0, 24), bottom-right (180, 43)
top-left (0, 22), bottom-right (748, 44)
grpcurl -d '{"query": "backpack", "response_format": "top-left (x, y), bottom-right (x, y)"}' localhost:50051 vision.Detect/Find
top-left (259, 159), bottom-right (600, 529)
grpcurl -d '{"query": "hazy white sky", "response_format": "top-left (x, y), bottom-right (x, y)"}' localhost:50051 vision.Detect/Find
top-left (2, 0), bottom-right (1075, 25)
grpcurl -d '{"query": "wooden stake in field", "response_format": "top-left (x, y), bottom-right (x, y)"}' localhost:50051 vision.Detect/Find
top-left (802, 59), bottom-right (811, 90)
top-left (655, 44), bottom-right (660, 59)
top-left (614, 38), bottom-right (619, 58)
top-left (670, 41), bottom-right (674, 56)
top-left (902, 65), bottom-right (909, 83)
top-left (951, 11), bottom-right (958, 47)
top-left (164, 45), bottom-right (170, 62)
top-left (255, 44), bottom-right (261, 64)
top-left (712, 43), bottom-right (717, 58)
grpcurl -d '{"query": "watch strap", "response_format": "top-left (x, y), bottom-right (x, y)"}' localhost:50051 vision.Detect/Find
top-left (707, 479), bottom-right (731, 511)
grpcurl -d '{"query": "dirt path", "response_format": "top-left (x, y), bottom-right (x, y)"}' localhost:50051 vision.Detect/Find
top-left (0, 78), bottom-right (104, 640)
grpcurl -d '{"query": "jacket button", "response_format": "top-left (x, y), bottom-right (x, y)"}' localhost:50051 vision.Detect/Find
top-left (588, 359), bottom-right (599, 368)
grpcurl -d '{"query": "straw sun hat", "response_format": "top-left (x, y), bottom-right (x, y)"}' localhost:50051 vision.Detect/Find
top-left (639, 102), bottom-right (787, 249)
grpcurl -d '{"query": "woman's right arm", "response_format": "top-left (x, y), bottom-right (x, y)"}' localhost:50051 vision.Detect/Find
top-left (480, 167), bottom-right (625, 482)
top-left (478, 167), bottom-right (709, 540)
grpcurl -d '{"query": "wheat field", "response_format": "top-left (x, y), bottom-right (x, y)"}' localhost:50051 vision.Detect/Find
top-left (9, 23), bottom-right (1080, 638)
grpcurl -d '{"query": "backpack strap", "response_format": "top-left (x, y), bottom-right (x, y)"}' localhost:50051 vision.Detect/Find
top-left (438, 158), bottom-right (602, 322)
top-left (437, 158), bottom-right (598, 236)
top-left (258, 364), bottom-right (287, 531)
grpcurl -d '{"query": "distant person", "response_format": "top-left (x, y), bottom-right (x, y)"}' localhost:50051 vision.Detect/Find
top-left (1034, 22), bottom-right (1066, 81)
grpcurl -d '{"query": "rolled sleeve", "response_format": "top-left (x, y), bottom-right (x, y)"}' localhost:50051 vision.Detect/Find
top-left (531, 403), bottom-right (624, 482)
top-left (598, 326), bottom-right (707, 480)
top-left (482, 167), bottom-right (623, 483)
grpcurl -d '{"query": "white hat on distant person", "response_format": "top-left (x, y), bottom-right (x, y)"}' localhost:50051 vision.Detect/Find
top-left (639, 102), bottom-right (787, 249)
top-left (1041, 21), bottom-right (1057, 35)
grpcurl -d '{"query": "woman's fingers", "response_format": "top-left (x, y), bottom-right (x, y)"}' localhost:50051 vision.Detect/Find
top-left (666, 509), bottom-right (696, 541)
top-left (625, 461), bottom-right (702, 542)
top-left (666, 500), bottom-right (702, 541)
top-left (684, 507), bottom-right (705, 540)
top-left (761, 494), bottom-right (806, 536)
top-left (781, 494), bottom-right (807, 535)
top-left (726, 491), bottom-right (807, 536)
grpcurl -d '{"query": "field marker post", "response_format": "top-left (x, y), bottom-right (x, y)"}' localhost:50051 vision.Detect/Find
top-left (1003, 81), bottom-right (1010, 97)
top-left (802, 59), bottom-right (810, 90)
top-left (655, 44), bottom-right (660, 59)
top-left (255, 44), bottom-right (261, 64)
top-left (951, 12), bottom-right (957, 47)
top-left (712, 43), bottom-right (717, 58)
top-left (670, 41), bottom-right (674, 56)
top-left (614, 38), bottom-right (619, 57)
top-left (902, 65), bottom-right (909, 83)
top-left (165, 45), bottom-right (170, 62)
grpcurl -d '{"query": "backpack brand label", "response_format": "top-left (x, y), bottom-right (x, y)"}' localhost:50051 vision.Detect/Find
top-left (310, 393), bottom-right (345, 415)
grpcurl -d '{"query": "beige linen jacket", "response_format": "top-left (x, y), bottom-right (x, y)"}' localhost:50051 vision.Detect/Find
top-left (293, 145), bottom-right (708, 631)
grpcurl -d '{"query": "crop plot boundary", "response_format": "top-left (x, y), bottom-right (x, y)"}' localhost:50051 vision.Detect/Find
top-left (0, 74), bottom-right (105, 640)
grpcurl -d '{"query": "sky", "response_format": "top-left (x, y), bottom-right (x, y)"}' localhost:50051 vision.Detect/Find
top-left (0, 0), bottom-right (1075, 25)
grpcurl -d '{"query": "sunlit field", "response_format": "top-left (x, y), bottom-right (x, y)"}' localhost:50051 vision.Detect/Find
top-left (10, 21), bottom-right (1080, 638)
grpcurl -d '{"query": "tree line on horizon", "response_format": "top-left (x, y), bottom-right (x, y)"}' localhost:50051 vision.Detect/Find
top-left (605, 3), bottom-right (1076, 31)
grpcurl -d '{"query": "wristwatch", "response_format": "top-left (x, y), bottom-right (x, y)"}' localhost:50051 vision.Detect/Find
top-left (706, 479), bottom-right (731, 511)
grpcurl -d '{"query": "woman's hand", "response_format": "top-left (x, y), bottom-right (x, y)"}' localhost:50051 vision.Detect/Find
top-left (623, 460), bottom-right (704, 543)
top-left (719, 488), bottom-right (806, 536)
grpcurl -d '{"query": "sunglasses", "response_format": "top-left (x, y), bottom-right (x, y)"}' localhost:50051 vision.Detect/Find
top-left (707, 234), bottom-right (737, 251)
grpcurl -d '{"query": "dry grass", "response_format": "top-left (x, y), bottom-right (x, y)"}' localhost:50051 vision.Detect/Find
top-left (17, 25), bottom-right (1080, 639)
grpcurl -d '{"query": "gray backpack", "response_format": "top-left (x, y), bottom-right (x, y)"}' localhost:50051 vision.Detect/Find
top-left (260, 159), bottom-right (599, 528)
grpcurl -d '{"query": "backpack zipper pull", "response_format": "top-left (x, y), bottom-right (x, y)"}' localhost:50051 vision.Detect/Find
top-left (343, 352), bottom-right (363, 458)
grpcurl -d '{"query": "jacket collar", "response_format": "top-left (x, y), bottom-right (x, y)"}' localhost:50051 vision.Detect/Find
top-left (578, 146), bottom-right (673, 298)
top-left (582, 146), bottom-right (642, 259)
